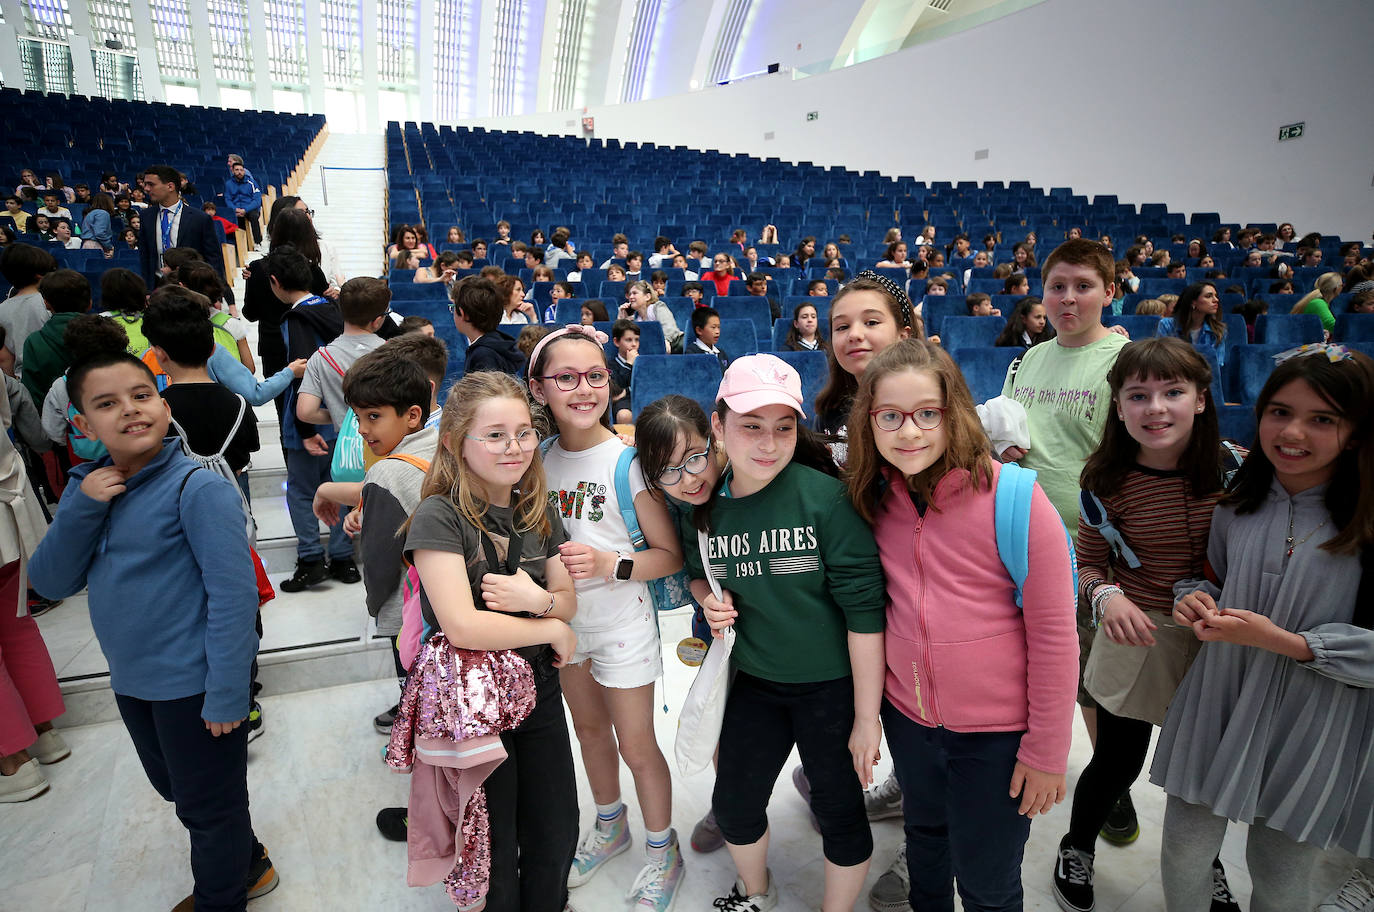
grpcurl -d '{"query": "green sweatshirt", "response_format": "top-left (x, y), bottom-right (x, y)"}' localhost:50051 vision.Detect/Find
top-left (682, 461), bottom-right (885, 683)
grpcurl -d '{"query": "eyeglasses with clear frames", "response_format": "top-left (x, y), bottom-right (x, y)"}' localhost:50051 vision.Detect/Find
top-left (657, 444), bottom-right (712, 486)
top-left (869, 406), bottom-right (946, 432)
top-left (465, 429), bottom-right (541, 454)
top-left (537, 368), bottom-right (611, 391)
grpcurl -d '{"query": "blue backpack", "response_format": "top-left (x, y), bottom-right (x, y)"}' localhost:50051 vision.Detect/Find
top-left (993, 462), bottom-right (1078, 609)
top-left (540, 436), bottom-right (694, 613)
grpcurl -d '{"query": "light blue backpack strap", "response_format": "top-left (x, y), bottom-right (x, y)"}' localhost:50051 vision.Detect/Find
top-left (994, 463), bottom-right (1037, 608)
top-left (614, 446), bottom-right (646, 551)
top-left (1078, 489), bottom-right (1142, 569)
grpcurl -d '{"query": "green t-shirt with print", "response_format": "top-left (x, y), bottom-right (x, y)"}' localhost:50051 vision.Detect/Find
top-left (681, 461), bottom-right (885, 684)
top-left (1001, 332), bottom-right (1128, 541)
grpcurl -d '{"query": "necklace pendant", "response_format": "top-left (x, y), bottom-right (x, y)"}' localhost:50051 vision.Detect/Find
top-left (1286, 545), bottom-right (1294, 558)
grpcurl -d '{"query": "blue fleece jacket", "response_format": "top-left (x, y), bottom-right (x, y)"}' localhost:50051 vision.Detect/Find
top-left (28, 439), bottom-right (259, 722)
top-left (207, 344), bottom-right (294, 405)
top-left (224, 172), bottom-right (262, 213)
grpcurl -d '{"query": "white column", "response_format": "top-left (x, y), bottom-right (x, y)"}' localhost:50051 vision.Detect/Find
top-left (0, 19), bottom-right (23, 91)
top-left (127, 0), bottom-right (165, 101)
top-left (600, 0), bottom-right (633, 105)
top-left (360, 0), bottom-right (379, 131)
top-left (533, 0), bottom-right (560, 112)
top-left (302, 0), bottom-right (325, 114)
top-left (687, 0), bottom-right (727, 90)
top-left (245, 0), bottom-right (272, 109)
top-left (472, 0), bottom-right (495, 117)
top-left (185, 0), bottom-right (221, 105)
top-left (415, 0), bottom-right (435, 123)
top-left (64, 0), bottom-right (97, 97)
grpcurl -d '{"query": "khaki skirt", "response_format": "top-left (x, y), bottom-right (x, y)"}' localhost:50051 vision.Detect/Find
top-left (1083, 616), bottom-right (1201, 726)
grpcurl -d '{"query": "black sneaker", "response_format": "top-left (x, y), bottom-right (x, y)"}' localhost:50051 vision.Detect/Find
top-left (1210, 859), bottom-right (1240, 912)
top-left (246, 843), bottom-right (279, 899)
top-left (1100, 790), bottom-right (1140, 845)
top-left (27, 590), bottom-right (61, 617)
top-left (376, 807), bottom-right (408, 841)
top-left (374, 703), bottom-right (399, 735)
top-left (246, 702), bottom-right (263, 743)
top-left (329, 557), bottom-right (361, 584)
top-left (1052, 834), bottom-right (1095, 912)
top-left (279, 560), bottom-right (329, 593)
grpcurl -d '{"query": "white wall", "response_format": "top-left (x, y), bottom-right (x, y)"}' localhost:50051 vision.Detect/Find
top-left (457, 0), bottom-right (1374, 240)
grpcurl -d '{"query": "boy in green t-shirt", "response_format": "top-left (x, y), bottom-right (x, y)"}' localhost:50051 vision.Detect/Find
top-left (1000, 239), bottom-right (1130, 828)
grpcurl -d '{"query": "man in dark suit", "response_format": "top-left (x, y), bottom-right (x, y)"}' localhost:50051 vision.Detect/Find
top-left (139, 164), bottom-right (224, 287)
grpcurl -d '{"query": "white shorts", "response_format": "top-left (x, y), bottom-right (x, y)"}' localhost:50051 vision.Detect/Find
top-left (570, 607), bottom-right (663, 689)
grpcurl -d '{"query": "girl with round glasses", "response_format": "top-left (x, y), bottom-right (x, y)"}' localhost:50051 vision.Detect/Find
top-left (635, 395), bottom-right (730, 854)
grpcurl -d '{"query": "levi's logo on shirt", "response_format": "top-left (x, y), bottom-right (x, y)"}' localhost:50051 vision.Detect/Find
top-left (707, 526), bottom-right (819, 578)
top-left (549, 482), bottom-right (607, 523)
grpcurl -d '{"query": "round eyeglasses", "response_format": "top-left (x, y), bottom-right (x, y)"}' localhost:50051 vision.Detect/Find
top-left (465, 429), bottom-right (540, 454)
top-left (657, 444), bottom-right (712, 486)
top-left (868, 407), bottom-right (946, 432)
top-left (537, 368), bottom-right (611, 391)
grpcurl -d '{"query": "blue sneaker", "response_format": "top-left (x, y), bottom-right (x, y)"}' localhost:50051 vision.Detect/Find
top-left (628, 830), bottom-right (684, 912)
top-left (567, 807), bottom-right (630, 888)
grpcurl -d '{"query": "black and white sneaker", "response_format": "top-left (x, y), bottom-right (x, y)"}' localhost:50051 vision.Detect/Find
top-left (246, 701), bottom-right (264, 743)
top-left (279, 560), bottom-right (328, 593)
top-left (374, 703), bottom-right (399, 735)
top-left (1210, 859), bottom-right (1241, 912)
top-left (712, 872), bottom-right (779, 911)
top-left (1052, 834), bottom-right (1095, 912)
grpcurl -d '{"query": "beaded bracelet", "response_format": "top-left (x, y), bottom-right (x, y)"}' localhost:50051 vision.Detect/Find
top-left (1091, 584), bottom-right (1123, 627)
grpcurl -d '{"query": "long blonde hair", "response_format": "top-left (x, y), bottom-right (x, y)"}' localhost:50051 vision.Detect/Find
top-left (414, 372), bottom-right (551, 538)
top-left (1291, 272), bottom-right (1344, 315)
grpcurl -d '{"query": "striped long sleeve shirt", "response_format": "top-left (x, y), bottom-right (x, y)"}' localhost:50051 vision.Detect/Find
top-left (1076, 466), bottom-right (1223, 614)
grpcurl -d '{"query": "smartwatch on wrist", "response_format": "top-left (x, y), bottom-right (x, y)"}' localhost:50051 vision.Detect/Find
top-left (614, 551), bottom-right (634, 581)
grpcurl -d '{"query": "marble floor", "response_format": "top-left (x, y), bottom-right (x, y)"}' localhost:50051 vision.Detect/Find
top-left (5, 607), bottom-right (1357, 911)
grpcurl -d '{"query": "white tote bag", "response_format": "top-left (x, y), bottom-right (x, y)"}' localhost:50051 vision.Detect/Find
top-left (674, 529), bottom-right (735, 777)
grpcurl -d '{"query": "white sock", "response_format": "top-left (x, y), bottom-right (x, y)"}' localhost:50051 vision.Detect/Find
top-left (646, 827), bottom-right (672, 855)
top-left (596, 801), bottom-right (624, 825)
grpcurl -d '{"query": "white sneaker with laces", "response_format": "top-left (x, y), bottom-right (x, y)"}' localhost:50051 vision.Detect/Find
top-left (711, 871), bottom-right (779, 911)
top-left (566, 808), bottom-right (630, 888)
top-left (1318, 869), bottom-right (1374, 912)
top-left (627, 832), bottom-right (684, 911)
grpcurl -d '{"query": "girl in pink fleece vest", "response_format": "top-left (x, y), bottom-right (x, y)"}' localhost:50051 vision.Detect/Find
top-left (846, 339), bottom-right (1079, 912)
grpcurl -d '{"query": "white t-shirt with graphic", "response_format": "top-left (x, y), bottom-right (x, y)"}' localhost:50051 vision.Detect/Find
top-left (542, 434), bottom-right (651, 633)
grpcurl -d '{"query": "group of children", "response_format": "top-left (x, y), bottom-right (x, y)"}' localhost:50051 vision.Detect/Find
top-left (3, 232), bottom-right (1373, 912)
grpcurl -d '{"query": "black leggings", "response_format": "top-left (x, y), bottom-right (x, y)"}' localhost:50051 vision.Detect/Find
top-left (1067, 702), bottom-right (1152, 853)
top-left (713, 671), bottom-right (872, 867)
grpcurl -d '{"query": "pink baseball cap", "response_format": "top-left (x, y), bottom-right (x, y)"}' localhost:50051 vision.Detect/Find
top-left (716, 354), bottom-right (806, 418)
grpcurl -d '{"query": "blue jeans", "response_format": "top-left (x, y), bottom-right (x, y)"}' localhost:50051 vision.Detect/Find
top-left (882, 700), bottom-right (1031, 912)
top-left (284, 445), bottom-right (353, 563)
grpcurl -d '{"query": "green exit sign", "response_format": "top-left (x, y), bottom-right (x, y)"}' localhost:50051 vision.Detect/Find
top-left (1278, 122), bottom-right (1304, 141)
top-left (806, 111), bottom-right (819, 121)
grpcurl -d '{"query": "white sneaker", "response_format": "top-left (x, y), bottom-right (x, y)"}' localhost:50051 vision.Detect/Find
top-left (31, 729), bottom-right (70, 764)
top-left (864, 772), bottom-right (903, 821)
top-left (712, 870), bottom-right (779, 911)
top-left (1318, 869), bottom-right (1374, 912)
top-left (0, 758), bottom-right (50, 802)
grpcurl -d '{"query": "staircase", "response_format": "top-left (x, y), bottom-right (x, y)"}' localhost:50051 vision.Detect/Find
top-left (292, 131), bottom-right (388, 282)
top-left (42, 127), bottom-right (402, 727)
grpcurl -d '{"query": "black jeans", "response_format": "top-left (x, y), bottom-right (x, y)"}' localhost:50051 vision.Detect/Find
top-left (237, 210), bottom-right (262, 245)
top-left (713, 671), bottom-right (872, 867)
top-left (883, 699), bottom-right (1030, 912)
top-left (1068, 702), bottom-right (1153, 853)
top-left (483, 657), bottom-right (579, 912)
top-left (116, 692), bottom-right (259, 912)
